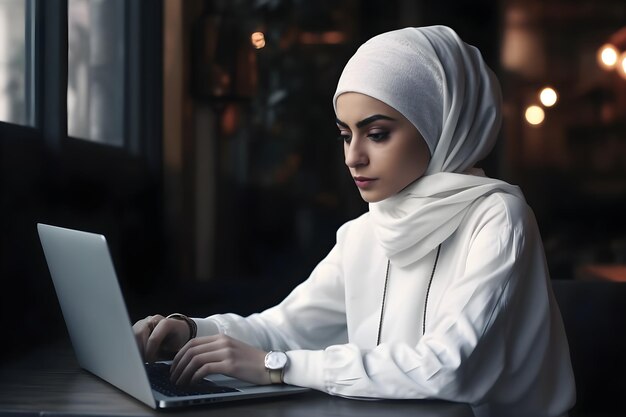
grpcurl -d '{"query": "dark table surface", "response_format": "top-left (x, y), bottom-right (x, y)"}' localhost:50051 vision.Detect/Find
top-left (0, 341), bottom-right (476, 417)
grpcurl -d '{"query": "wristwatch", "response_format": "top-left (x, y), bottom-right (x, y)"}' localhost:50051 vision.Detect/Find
top-left (264, 351), bottom-right (288, 384)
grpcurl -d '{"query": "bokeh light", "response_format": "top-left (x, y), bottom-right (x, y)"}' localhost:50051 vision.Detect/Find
top-left (619, 51), bottom-right (626, 80)
top-left (539, 87), bottom-right (558, 107)
top-left (598, 43), bottom-right (618, 69)
top-left (251, 32), bottom-right (265, 49)
top-left (525, 105), bottom-right (545, 126)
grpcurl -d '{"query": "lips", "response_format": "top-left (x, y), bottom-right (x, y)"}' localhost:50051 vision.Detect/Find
top-left (353, 176), bottom-right (377, 188)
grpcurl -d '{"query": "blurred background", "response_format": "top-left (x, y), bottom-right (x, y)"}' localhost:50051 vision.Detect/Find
top-left (1, 0), bottom-right (625, 357)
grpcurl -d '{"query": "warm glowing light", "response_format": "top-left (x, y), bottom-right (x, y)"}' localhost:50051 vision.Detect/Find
top-left (321, 31), bottom-right (345, 44)
top-left (539, 87), bottom-right (558, 107)
top-left (251, 32), bottom-right (265, 49)
top-left (299, 31), bottom-right (346, 45)
top-left (598, 44), bottom-right (618, 69)
top-left (525, 105), bottom-right (545, 126)
top-left (619, 51), bottom-right (626, 80)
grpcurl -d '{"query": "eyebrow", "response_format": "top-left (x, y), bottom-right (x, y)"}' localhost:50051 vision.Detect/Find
top-left (335, 114), bottom-right (397, 129)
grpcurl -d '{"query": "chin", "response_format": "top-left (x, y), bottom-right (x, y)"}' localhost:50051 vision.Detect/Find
top-left (358, 191), bottom-right (387, 203)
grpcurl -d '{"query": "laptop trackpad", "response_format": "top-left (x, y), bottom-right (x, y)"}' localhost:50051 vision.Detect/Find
top-left (206, 374), bottom-right (257, 389)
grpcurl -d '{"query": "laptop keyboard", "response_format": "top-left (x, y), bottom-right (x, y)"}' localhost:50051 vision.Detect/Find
top-left (146, 362), bottom-right (240, 397)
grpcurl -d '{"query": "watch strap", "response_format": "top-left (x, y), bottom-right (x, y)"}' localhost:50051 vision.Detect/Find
top-left (268, 367), bottom-right (284, 384)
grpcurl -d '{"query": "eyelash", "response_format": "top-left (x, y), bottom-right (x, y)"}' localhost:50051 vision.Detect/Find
top-left (337, 131), bottom-right (390, 144)
top-left (337, 133), bottom-right (351, 143)
top-left (368, 131), bottom-right (390, 142)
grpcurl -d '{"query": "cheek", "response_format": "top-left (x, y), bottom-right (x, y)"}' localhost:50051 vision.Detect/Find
top-left (398, 142), bottom-right (428, 181)
top-left (398, 158), bottom-right (422, 185)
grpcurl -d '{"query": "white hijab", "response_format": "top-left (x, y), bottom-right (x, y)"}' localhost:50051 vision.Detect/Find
top-left (333, 26), bottom-right (525, 267)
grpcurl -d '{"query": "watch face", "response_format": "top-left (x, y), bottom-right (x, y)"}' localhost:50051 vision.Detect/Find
top-left (265, 351), bottom-right (288, 370)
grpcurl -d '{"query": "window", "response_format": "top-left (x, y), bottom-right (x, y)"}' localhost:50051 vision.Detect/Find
top-left (0, 0), bottom-right (35, 126)
top-left (0, 0), bottom-right (164, 358)
top-left (67, 0), bottom-right (125, 146)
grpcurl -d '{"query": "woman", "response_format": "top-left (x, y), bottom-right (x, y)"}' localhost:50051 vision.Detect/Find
top-left (134, 26), bottom-right (575, 417)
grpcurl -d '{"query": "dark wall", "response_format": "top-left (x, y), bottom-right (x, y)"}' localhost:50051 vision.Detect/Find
top-left (0, 131), bottom-right (165, 357)
top-left (187, 0), bottom-right (503, 317)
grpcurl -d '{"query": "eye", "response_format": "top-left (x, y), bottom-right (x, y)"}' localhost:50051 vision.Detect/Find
top-left (337, 131), bottom-right (352, 144)
top-left (367, 131), bottom-right (390, 142)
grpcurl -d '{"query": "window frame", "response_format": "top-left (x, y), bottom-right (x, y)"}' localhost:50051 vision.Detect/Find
top-left (0, 0), bottom-right (163, 172)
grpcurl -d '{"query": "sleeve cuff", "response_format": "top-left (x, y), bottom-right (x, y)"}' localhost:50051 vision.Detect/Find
top-left (191, 317), bottom-right (220, 337)
top-left (283, 349), bottom-right (327, 391)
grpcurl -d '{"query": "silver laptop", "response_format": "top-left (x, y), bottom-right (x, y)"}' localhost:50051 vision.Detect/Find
top-left (37, 223), bottom-right (308, 409)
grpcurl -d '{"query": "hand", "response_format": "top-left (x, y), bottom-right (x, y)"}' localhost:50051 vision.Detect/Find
top-left (133, 315), bottom-right (191, 362)
top-left (170, 334), bottom-right (271, 386)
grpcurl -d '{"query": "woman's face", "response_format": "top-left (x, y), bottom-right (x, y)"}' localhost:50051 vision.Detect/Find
top-left (336, 92), bottom-right (431, 203)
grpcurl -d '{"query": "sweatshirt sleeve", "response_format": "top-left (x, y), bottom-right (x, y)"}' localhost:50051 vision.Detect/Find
top-left (284, 197), bottom-right (535, 403)
top-left (192, 223), bottom-right (350, 352)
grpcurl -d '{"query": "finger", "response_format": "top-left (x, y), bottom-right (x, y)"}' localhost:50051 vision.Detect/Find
top-left (170, 336), bottom-right (220, 383)
top-left (171, 335), bottom-right (214, 371)
top-left (175, 350), bottom-right (224, 386)
top-left (170, 340), bottom-right (201, 382)
top-left (170, 338), bottom-right (190, 372)
top-left (143, 315), bottom-right (166, 362)
top-left (138, 326), bottom-right (150, 358)
top-left (191, 362), bottom-right (225, 385)
top-left (133, 323), bottom-right (145, 358)
top-left (133, 316), bottom-right (156, 359)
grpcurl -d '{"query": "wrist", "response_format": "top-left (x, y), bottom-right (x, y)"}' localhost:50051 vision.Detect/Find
top-left (166, 313), bottom-right (197, 342)
top-left (264, 351), bottom-right (288, 384)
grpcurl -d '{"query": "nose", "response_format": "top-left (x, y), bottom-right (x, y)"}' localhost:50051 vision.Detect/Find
top-left (344, 138), bottom-right (369, 168)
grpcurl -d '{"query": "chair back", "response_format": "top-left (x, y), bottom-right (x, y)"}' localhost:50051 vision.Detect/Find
top-left (551, 279), bottom-right (626, 415)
